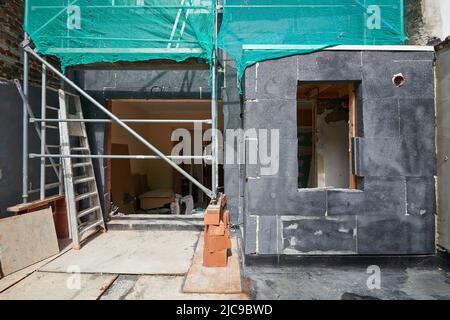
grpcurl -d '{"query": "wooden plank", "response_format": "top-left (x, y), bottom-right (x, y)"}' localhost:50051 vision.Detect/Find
top-left (0, 272), bottom-right (117, 300)
top-left (183, 235), bottom-right (242, 294)
top-left (7, 195), bottom-right (64, 214)
top-left (348, 84), bottom-right (358, 189)
top-left (0, 208), bottom-right (59, 277)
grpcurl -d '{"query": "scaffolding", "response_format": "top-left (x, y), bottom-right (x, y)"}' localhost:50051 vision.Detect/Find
top-left (18, 1), bottom-right (407, 240)
top-left (20, 1), bottom-right (220, 214)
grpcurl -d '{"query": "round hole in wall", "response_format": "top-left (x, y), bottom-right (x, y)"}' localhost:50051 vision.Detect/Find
top-left (392, 73), bottom-right (406, 87)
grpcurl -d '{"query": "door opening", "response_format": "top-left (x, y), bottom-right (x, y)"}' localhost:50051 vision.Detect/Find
top-left (107, 99), bottom-right (223, 215)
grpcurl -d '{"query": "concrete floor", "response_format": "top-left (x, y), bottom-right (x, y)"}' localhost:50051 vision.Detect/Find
top-left (245, 255), bottom-right (450, 300)
top-left (0, 229), bottom-right (248, 300)
top-left (2, 226), bottom-right (450, 300)
top-left (40, 230), bottom-right (200, 275)
top-left (100, 275), bottom-right (248, 300)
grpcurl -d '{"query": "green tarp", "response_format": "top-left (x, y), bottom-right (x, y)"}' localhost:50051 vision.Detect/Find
top-left (218, 0), bottom-right (407, 80)
top-left (24, 0), bottom-right (215, 70)
top-left (24, 1), bottom-right (406, 81)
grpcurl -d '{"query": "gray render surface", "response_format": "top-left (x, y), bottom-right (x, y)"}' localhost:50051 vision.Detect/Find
top-left (224, 50), bottom-right (437, 256)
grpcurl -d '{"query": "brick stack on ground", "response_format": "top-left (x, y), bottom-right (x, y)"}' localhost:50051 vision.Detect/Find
top-left (203, 195), bottom-right (231, 267)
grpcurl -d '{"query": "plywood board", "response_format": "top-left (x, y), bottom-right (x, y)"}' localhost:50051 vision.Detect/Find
top-left (0, 242), bottom-right (71, 293)
top-left (0, 208), bottom-right (59, 277)
top-left (183, 236), bottom-right (242, 294)
top-left (0, 272), bottom-right (117, 300)
top-left (40, 230), bottom-right (200, 275)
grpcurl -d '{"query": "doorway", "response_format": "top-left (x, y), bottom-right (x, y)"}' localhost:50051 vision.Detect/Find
top-left (106, 99), bottom-right (223, 215)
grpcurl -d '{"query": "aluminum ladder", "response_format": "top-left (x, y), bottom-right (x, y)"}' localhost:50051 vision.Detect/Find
top-left (58, 90), bottom-right (106, 249)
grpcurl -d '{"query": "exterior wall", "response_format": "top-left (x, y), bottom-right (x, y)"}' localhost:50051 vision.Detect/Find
top-left (0, 82), bottom-right (60, 217)
top-left (405, 0), bottom-right (450, 45)
top-left (221, 52), bottom-right (244, 226)
top-left (436, 42), bottom-right (450, 252)
top-left (0, 0), bottom-right (58, 84)
top-left (0, 0), bottom-right (24, 81)
top-left (238, 50), bottom-right (436, 256)
top-left (0, 0), bottom-right (60, 216)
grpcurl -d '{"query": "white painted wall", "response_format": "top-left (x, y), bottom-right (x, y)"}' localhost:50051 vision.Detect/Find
top-left (439, 0), bottom-right (450, 39)
top-left (422, 0), bottom-right (450, 40)
top-left (316, 109), bottom-right (349, 189)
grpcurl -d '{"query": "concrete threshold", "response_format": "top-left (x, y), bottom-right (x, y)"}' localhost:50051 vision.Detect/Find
top-left (107, 214), bottom-right (204, 231)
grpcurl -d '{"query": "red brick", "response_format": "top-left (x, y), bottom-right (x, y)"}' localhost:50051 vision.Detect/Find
top-left (206, 223), bottom-right (226, 236)
top-left (204, 234), bottom-right (232, 252)
top-left (203, 248), bottom-right (227, 268)
top-left (204, 205), bottom-right (221, 225)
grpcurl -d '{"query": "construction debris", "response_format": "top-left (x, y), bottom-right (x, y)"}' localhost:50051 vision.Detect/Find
top-left (203, 195), bottom-right (231, 267)
top-left (184, 235), bottom-right (243, 294)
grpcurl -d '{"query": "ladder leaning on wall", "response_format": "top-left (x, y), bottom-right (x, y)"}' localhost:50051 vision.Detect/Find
top-left (14, 79), bottom-right (105, 249)
top-left (58, 90), bottom-right (106, 250)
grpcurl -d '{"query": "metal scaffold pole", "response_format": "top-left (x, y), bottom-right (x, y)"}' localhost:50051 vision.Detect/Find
top-left (22, 33), bottom-right (29, 203)
top-left (40, 58), bottom-right (47, 200)
top-left (211, 0), bottom-right (219, 199)
top-left (21, 41), bottom-right (215, 200)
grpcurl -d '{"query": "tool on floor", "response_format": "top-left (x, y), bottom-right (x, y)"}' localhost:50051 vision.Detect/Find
top-left (58, 90), bottom-right (106, 250)
top-left (203, 194), bottom-right (231, 267)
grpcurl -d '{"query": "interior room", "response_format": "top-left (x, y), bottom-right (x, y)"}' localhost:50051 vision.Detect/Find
top-left (297, 82), bottom-right (358, 190)
top-left (108, 99), bottom-right (223, 215)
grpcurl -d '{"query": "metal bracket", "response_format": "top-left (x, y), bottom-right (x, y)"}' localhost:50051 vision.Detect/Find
top-left (21, 38), bottom-right (32, 50)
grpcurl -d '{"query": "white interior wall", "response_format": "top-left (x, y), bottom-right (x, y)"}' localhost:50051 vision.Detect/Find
top-left (316, 109), bottom-right (349, 189)
top-left (439, 0), bottom-right (450, 39)
top-left (111, 100), bottom-right (219, 191)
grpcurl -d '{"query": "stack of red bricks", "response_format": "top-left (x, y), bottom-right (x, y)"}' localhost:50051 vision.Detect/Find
top-left (203, 195), bottom-right (231, 267)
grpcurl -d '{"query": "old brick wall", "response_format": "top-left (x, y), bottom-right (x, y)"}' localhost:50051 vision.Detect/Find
top-left (0, 0), bottom-right (24, 81)
top-left (0, 0), bottom-right (40, 83)
top-left (0, 0), bottom-right (59, 84)
top-left (0, 1), bottom-right (60, 216)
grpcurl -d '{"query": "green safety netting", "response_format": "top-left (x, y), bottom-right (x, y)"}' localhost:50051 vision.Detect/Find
top-left (24, 1), bottom-right (406, 83)
top-left (24, 0), bottom-right (215, 70)
top-left (218, 0), bottom-right (407, 80)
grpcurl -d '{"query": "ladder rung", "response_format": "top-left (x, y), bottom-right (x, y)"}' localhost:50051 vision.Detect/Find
top-left (76, 191), bottom-right (98, 202)
top-left (45, 182), bottom-right (61, 189)
top-left (72, 162), bottom-right (92, 168)
top-left (71, 147), bottom-right (89, 152)
top-left (73, 176), bottom-right (95, 184)
top-left (45, 163), bottom-right (61, 168)
top-left (46, 105), bottom-right (59, 111)
top-left (46, 125), bottom-right (59, 130)
top-left (46, 145), bottom-right (60, 148)
top-left (77, 206), bottom-right (101, 219)
top-left (79, 219), bottom-right (103, 235)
